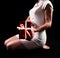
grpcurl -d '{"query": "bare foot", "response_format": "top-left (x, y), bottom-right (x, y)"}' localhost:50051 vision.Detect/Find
top-left (43, 45), bottom-right (50, 49)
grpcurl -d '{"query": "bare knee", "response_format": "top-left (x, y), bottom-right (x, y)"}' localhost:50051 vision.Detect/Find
top-left (5, 40), bottom-right (20, 50)
top-left (4, 40), bottom-right (16, 50)
top-left (4, 35), bottom-right (19, 46)
top-left (6, 43), bottom-right (15, 50)
top-left (4, 38), bottom-right (10, 46)
top-left (4, 39), bottom-right (27, 50)
top-left (4, 39), bottom-right (8, 46)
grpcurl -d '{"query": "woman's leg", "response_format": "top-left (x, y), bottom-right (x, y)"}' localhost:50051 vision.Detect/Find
top-left (6, 39), bottom-right (26, 50)
top-left (4, 34), bottom-right (19, 45)
top-left (5, 38), bottom-right (38, 50)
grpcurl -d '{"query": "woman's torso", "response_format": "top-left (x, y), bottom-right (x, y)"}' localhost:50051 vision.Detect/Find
top-left (29, 0), bottom-right (53, 46)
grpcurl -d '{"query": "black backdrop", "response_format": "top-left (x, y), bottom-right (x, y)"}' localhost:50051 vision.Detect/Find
top-left (0, 0), bottom-right (60, 58)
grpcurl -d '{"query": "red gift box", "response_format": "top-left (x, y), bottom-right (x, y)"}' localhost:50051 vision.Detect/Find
top-left (17, 21), bottom-right (33, 40)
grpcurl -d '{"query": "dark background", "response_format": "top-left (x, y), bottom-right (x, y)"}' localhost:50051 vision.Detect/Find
top-left (0, 0), bottom-right (60, 58)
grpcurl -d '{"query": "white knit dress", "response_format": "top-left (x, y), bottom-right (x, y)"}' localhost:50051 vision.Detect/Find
top-left (29, 0), bottom-right (53, 46)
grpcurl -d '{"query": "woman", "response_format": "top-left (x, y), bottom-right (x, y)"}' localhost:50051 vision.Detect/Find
top-left (4, 0), bottom-right (53, 50)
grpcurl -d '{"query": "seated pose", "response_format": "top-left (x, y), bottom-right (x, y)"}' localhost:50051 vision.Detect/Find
top-left (4, 0), bottom-right (53, 50)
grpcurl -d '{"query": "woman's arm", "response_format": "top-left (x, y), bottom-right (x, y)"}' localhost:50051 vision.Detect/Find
top-left (34, 4), bottom-right (54, 32)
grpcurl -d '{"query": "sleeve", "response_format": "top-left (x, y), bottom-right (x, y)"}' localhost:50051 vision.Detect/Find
top-left (42, 1), bottom-right (53, 10)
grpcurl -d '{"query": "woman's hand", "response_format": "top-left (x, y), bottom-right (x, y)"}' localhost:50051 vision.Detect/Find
top-left (32, 28), bottom-right (38, 32)
top-left (25, 16), bottom-right (31, 22)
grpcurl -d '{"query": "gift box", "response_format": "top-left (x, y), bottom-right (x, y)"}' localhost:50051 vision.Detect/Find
top-left (18, 21), bottom-right (33, 40)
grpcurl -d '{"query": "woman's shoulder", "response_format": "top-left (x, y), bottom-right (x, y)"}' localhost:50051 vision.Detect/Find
top-left (42, 0), bottom-right (53, 9)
